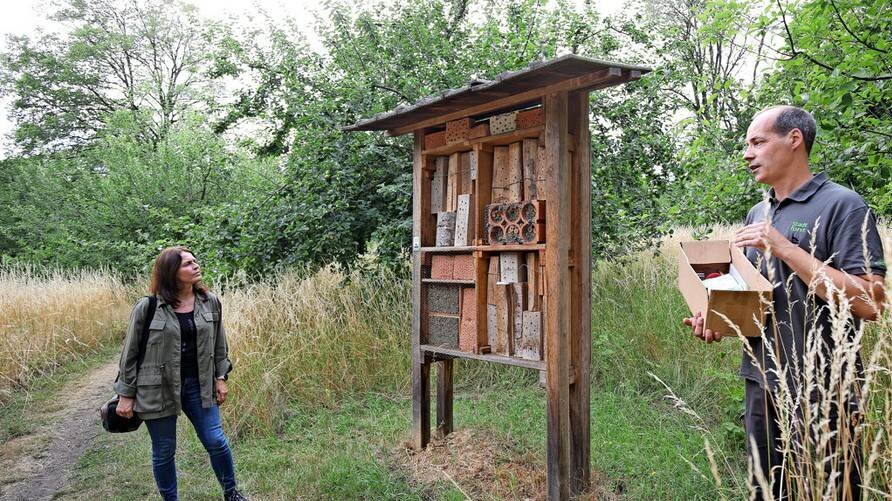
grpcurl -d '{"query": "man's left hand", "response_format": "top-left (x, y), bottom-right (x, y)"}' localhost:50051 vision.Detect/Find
top-left (733, 222), bottom-right (797, 257)
top-left (215, 379), bottom-right (228, 406)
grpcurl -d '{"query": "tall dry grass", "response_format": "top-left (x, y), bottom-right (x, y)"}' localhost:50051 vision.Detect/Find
top-left (0, 266), bottom-right (131, 400)
top-left (657, 224), bottom-right (892, 498)
top-left (218, 266), bottom-right (413, 436)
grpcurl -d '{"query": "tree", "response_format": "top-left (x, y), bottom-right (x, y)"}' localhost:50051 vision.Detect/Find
top-left (1, 0), bottom-right (214, 153)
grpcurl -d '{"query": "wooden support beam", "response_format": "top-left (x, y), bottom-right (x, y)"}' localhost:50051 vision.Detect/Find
top-left (544, 92), bottom-right (571, 500)
top-left (413, 131), bottom-right (432, 449)
top-left (568, 90), bottom-right (592, 494)
top-left (436, 359), bottom-right (454, 438)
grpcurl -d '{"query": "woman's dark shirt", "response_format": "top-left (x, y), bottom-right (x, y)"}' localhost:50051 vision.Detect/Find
top-left (176, 311), bottom-right (199, 380)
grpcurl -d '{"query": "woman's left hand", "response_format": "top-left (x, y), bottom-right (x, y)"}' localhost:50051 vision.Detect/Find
top-left (215, 379), bottom-right (228, 406)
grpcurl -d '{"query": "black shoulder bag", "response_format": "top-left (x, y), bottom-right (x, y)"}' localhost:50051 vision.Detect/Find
top-left (100, 296), bottom-right (158, 433)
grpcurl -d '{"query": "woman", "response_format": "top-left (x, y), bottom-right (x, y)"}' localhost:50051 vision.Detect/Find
top-left (114, 246), bottom-right (247, 501)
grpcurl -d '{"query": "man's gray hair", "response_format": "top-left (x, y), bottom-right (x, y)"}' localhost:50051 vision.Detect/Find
top-left (763, 105), bottom-right (817, 156)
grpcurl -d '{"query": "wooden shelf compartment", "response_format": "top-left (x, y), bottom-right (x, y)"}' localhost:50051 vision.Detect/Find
top-left (420, 344), bottom-right (545, 371)
top-left (420, 244), bottom-right (544, 253)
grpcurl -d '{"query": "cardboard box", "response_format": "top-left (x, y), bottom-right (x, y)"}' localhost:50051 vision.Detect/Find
top-left (678, 240), bottom-right (773, 338)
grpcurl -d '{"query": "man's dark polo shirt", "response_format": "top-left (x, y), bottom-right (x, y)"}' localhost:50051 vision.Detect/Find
top-left (741, 172), bottom-right (886, 391)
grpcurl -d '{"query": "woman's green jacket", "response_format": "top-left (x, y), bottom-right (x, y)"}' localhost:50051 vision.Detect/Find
top-left (113, 292), bottom-right (233, 420)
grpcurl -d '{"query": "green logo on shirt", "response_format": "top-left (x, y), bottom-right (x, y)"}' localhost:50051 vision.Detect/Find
top-left (789, 221), bottom-right (808, 233)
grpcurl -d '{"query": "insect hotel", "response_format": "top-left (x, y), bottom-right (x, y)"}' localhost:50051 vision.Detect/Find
top-left (346, 55), bottom-right (649, 499)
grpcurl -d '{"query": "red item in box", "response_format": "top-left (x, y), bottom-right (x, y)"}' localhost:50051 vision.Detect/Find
top-left (430, 254), bottom-right (454, 279)
top-left (516, 107), bottom-right (544, 129)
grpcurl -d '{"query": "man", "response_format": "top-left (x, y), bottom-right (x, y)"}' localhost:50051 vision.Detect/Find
top-left (684, 106), bottom-right (886, 499)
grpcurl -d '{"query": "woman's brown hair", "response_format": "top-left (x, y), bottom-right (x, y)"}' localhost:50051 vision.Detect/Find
top-left (149, 246), bottom-right (208, 307)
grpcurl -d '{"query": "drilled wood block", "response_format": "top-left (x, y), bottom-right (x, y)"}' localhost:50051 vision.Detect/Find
top-left (490, 284), bottom-right (511, 354)
top-left (431, 157), bottom-right (448, 214)
top-left (516, 107), bottom-right (544, 129)
top-left (499, 252), bottom-right (521, 283)
top-left (489, 111), bottom-right (517, 135)
top-left (427, 283), bottom-right (461, 314)
top-left (454, 194), bottom-right (473, 247)
top-left (428, 315), bottom-right (459, 348)
top-left (445, 118), bottom-right (472, 144)
top-left (430, 254), bottom-right (454, 279)
top-left (452, 253), bottom-right (475, 281)
top-left (516, 310), bottom-right (542, 360)
top-left (511, 283), bottom-right (528, 357)
top-left (425, 130), bottom-right (447, 150)
top-left (436, 212), bottom-right (456, 247)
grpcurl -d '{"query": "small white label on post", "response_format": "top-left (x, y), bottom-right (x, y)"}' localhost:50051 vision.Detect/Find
top-left (412, 237), bottom-right (421, 250)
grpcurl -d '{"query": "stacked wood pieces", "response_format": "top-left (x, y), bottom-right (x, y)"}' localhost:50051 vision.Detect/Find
top-left (431, 153), bottom-right (475, 247)
top-left (452, 254), bottom-right (475, 280)
top-left (445, 118), bottom-right (472, 144)
top-left (485, 200), bottom-right (545, 245)
top-left (484, 251), bottom-right (544, 360)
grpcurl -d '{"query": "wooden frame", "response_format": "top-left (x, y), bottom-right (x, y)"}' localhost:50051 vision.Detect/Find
top-left (350, 55), bottom-right (647, 501)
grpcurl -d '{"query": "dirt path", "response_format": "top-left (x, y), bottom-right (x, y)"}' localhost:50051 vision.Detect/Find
top-left (0, 360), bottom-right (119, 501)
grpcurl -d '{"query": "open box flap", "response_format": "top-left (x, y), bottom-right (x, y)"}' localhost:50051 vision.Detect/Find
top-left (679, 240), bottom-right (731, 265)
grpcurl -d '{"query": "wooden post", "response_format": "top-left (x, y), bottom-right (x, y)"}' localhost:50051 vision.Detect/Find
top-left (568, 90), bottom-right (592, 494)
top-left (436, 359), bottom-right (454, 437)
top-left (544, 92), bottom-right (571, 500)
top-left (412, 131), bottom-right (431, 450)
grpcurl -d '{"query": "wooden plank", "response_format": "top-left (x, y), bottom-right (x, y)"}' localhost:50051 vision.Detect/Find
top-left (436, 212), bottom-right (456, 247)
top-left (436, 359), bottom-right (453, 438)
top-left (472, 146), bottom-right (493, 245)
top-left (511, 283), bottom-right (528, 357)
top-left (421, 344), bottom-right (545, 370)
top-left (568, 90), bottom-right (592, 494)
top-left (537, 145), bottom-right (548, 200)
top-left (388, 68), bottom-right (618, 136)
top-left (508, 142), bottom-right (524, 202)
top-left (412, 131), bottom-right (431, 450)
top-left (476, 243), bottom-right (546, 252)
top-left (544, 92), bottom-right (571, 500)
top-left (446, 153), bottom-right (460, 212)
top-left (491, 146), bottom-right (510, 203)
top-left (527, 252), bottom-right (540, 309)
top-left (523, 139), bottom-right (539, 200)
top-left (460, 152), bottom-right (473, 195)
top-left (431, 157), bottom-right (448, 214)
top-left (491, 284), bottom-right (511, 354)
top-left (475, 254), bottom-right (489, 352)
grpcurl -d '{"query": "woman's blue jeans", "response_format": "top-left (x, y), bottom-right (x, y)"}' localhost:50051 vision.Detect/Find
top-left (145, 377), bottom-right (237, 500)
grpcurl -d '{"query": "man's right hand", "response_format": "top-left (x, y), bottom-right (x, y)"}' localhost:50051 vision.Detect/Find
top-left (116, 395), bottom-right (135, 418)
top-left (683, 312), bottom-right (723, 343)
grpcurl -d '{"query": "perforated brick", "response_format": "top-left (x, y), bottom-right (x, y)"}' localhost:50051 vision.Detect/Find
top-left (430, 255), bottom-right (454, 279)
top-left (452, 254), bottom-right (475, 280)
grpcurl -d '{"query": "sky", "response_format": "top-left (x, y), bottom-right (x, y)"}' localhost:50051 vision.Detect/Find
top-left (0, 0), bottom-right (626, 155)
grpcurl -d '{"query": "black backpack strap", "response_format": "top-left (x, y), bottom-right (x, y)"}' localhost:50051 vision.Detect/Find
top-left (136, 296), bottom-right (158, 374)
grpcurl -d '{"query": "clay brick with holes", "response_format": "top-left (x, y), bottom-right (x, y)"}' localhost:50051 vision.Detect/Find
top-left (430, 255), bottom-right (454, 279)
top-left (425, 130), bottom-right (447, 150)
top-left (445, 118), bottom-right (472, 144)
top-left (516, 107), bottom-right (544, 129)
top-left (452, 254), bottom-right (475, 281)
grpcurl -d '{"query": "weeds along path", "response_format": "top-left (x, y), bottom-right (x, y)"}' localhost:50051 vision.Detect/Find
top-left (0, 360), bottom-right (119, 501)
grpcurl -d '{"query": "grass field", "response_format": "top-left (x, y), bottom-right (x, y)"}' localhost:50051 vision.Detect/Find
top-left (2, 227), bottom-right (890, 498)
